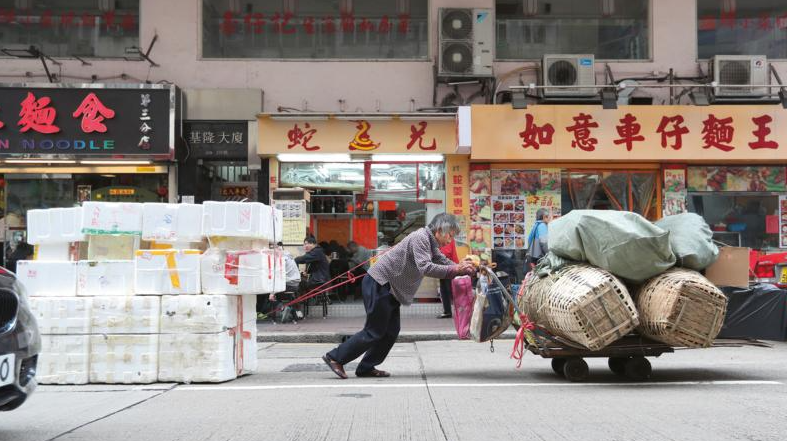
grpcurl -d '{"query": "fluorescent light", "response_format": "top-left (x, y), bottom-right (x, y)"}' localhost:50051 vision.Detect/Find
top-left (4, 159), bottom-right (77, 164)
top-left (371, 154), bottom-right (444, 162)
top-left (277, 153), bottom-right (352, 163)
top-left (334, 115), bottom-right (392, 121)
top-left (80, 160), bottom-right (152, 165)
top-left (269, 115), bottom-right (329, 121)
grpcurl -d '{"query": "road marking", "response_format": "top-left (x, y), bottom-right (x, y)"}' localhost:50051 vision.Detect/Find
top-left (177, 380), bottom-right (782, 391)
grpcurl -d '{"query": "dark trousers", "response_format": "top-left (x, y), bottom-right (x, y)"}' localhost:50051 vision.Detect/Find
top-left (439, 278), bottom-right (453, 315)
top-left (327, 275), bottom-right (400, 374)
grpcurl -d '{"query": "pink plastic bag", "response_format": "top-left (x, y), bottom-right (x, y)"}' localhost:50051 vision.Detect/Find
top-left (452, 276), bottom-right (474, 340)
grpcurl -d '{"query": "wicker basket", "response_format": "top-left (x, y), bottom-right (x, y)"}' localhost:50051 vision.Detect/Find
top-left (520, 264), bottom-right (639, 351)
top-left (636, 268), bottom-right (727, 348)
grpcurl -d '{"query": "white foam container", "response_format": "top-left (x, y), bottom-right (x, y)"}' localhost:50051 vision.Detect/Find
top-left (35, 242), bottom-right (72, 261)
top-left (89, 334), bottom-right (158, 384)
top-left (160, 294), bottom-right (236, 334)
top-left (142, 203), bottom-right (204, 242)
top-left (200, 249), bottom-right (273, 295)
top-left (91, 296), bottom-right (161, 334)
top-left (201, 201), bottom-right (269, 238)
top-left (134, 250), bottom-right (201, 295)
top-left (29, 297), bottom-right (92, 335)
top-left (37, 335), bottom-right (90, 385)
top-left (157, 332), bottom-right (236, 383)
top-left (27, 207), bottom-right (85, 244)
top-left (87, 235), bottom-right (140, 261)
top-left (81, 202), bottom-right (143, 235)
top-left (77, 260), bottom-right (135, 297)
top-left (274, 249), bottom-right (286, 293)
top-left (273, 207), bottom-right (284, 243)
top-left (16, 261), bottom-right (78, 297)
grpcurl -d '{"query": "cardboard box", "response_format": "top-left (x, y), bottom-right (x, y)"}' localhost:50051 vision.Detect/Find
top-left (202, 201), bottom-right (271, 238)
top-left (89, 334), bottom-right (158, 384)
top-left (16, 261), bottom-right (78, 297)
top-left (27, 207), bottom-right (85, 244)
top-left (200, 249), bottom-right (275, 295)
top-left (37, 335), bottom-right (90, 385)
top-left (134, 250), bottom-right (201, 295)
top-left (77, 260), bottom-right (135, 296)
top-left (29, 297), bottom-right (92, 335)
top-left (91, 296), bottom-right (161, 334)
top-left (142, 203), bottom-right (204, 242)
top-left (87, 235), bottom-right (139, 261)
top-left (81, 202), bottom-right (143, 236)
top-left (704, 247), bottom-right (751, 289)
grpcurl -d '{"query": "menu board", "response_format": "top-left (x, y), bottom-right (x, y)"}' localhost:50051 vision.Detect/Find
top-left (469, 165), bottom-right (492, 254)
top-left (780, 196), bottom-right (787, 248)
top-left (491, 195), bottom-right (526, 249)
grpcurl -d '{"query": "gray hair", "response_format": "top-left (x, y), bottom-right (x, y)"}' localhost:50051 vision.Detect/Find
top-left (428, 213), bottom-right (460, 234)
top-left (536, 208), bottom-right (549, 221)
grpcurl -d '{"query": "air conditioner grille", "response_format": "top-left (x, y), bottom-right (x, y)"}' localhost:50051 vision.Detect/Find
top-left (441, 9), bottom-right (472, 40)
top-left (548, 60), bottom-right (578, 86)
top-left (441, 42), bottom-right (473, 73)
top-left (719, 60), bottom-right (751, 85)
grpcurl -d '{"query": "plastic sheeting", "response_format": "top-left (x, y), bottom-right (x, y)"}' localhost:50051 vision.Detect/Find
top-left (719, 284), bottom-right (787, 341)
top-left (548, 210), bottom-right (676, 282)
top-left (655, 213), bottom-right (719, 271)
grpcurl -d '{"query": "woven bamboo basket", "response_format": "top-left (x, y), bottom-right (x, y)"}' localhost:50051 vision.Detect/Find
top-left (636, 268), bottom-right (727, 348)
top-left (519, 264), bottom-right (639, 351)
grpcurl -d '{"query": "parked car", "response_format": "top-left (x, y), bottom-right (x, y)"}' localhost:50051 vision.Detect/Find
top-left (0, 267), bottom-right (41, 411)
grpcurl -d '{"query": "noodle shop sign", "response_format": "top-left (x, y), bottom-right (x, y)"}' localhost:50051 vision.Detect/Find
top-left (471, 105), bottom-right (787, 163)
top-left (258, 115), bottom-right (457, 154)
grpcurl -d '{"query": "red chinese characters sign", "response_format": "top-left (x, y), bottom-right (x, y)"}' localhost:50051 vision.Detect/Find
top-left (470, 104), bottom-right (787, 163)
top-left (259, 116), bottom-right (457, 155)
top-left (219, 11), bottom-right (413, 36)
top-left (0, 9), bottom-right (136, 30)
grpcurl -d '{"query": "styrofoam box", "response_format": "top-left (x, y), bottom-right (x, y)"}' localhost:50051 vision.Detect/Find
top-left (91, 296), bottom-right (161, 334)
top-left (202, 201), bottom-right (270, 238)
top-left (160, 295), bottom-right (236, 334)
top-left (37, 335), bottom-right (90, 385)
top-left (273, 207), bottom-right (283, 243)
top-left (89, 334), bottom-right (158, 384)
top-left (142, 203), bottom-right (204, 242)
top-left (200, 249), bottom-right (274, 295)
top-left (81, 202), bottom-right (143, 236)
top-left (29, 297), bottom-right (92, 335)
top-left (36, 242), bottom-right (71, 261)
top-left (158, 332), bottom-right (236, 383)
top-left (259, 204), bottom-right (273, 242)
top-left (273, 249), bottom-right (285, 293)
top-left (206, 237), bottom-right (264, 251)
top-left (77, 260), bottom-right (135, 297)
top-left (134, 250), bottom-right (201, 295)
top-left (87, 235), bottom-right (140, 261)
top-left (27, 207), bottom-right (85, 245)
top-left (16, 261), bottom-right (78, 297)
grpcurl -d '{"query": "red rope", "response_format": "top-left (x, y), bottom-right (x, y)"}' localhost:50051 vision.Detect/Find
top-left (510, 313), bottom-right (536, 369)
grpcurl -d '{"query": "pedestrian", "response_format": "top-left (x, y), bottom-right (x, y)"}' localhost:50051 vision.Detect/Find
top-left (321, 213), bottom-right (475, 379)
top-left (526, 208), bottom-right (551, 269)
top-left (437, 235), bottom-right (459, 319)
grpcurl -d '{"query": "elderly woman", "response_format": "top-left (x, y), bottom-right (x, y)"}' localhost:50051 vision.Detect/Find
top-left (527, 208), bottom-right (551, 268)
top-left (322, 213), bottom-right (475, 379)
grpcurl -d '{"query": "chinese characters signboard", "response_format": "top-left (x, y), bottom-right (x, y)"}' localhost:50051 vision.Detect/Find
top-left (0, 85), bottom-right (176, 157)
top-left (184, 121), bottom-right (247, 159)
top-left (471, 105), bottom-right (787, 162)
top-left (258, 115), bottom-right (457, 155)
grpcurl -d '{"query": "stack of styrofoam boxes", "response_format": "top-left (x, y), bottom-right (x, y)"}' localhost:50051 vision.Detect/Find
top-left (21, 207), bottom-right (87, 384)
top-left (78, 201), bottom-right (162, 384)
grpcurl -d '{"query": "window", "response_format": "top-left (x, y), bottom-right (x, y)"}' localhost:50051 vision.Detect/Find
top-left (561, 170), bottom-right (659, 220)
top-left (495, 0), bottom-right (650, 60)
top-left (0, 0), bottom-right (139, 58)
top-left (202, 0), bottom-right (428, 59)
top-left (697, 0), bottom-right (787, 59)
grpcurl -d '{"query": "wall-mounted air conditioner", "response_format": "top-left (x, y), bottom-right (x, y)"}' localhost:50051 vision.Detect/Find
top-left (540, 54), bottom-right (597, 98)
top-left (711, 55), bottom-right (769, 98)
top-left (438, 8), bottom-right (493, 78)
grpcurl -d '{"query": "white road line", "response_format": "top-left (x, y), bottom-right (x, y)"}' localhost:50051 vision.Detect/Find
top-left (176, 380), bottom-right (782, 391)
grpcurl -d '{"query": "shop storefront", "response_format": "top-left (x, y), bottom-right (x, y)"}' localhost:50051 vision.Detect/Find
top-left (468, 104), bottom-right (787, 282)
top-left (0, 83), bottom-right (179, 265)
top-left (258, 113), bottom-right (463, 300)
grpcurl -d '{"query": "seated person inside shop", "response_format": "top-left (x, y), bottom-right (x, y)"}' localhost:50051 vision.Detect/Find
top-left (295, 236), bottom-right (331, 301)
top-left (347, 241), bottom-right (373, 298)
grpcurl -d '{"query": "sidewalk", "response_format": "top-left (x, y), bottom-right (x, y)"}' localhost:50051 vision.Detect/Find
top-left (256, 315), bottom-right (516, 343)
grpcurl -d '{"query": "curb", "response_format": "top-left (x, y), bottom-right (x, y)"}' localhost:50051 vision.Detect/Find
top-left (258, 330), bottom-right (518, 344)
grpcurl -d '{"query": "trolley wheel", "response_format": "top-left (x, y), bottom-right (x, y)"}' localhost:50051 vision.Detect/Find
top-left (608, 357), bottom-right (628, 375)
top-left (562, 358), bottom-right (589, 382)
top-left (551, 358), bottom-right (567, 376)
top-left (624, 356), bottom-right (652, 381)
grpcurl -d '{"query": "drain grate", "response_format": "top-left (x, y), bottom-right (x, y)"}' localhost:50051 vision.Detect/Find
top-left (281, 362), bottom-right (359, 373)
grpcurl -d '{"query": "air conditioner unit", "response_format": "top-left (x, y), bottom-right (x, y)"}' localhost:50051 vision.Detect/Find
top-left (438, 8), bottom-right (493, 78)
top-left (711, 55), bottom-right (769, 98)
top-left (541, 54), bottom-right (597, 98)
